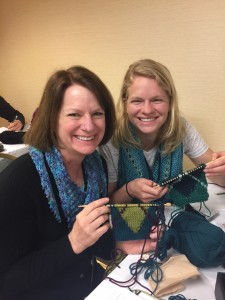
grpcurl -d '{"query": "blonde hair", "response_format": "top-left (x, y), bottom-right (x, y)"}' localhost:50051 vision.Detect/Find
top-left (113, 59), bottom-right (185, 154)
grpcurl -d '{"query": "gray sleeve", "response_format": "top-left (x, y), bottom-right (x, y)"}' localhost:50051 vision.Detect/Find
top-left (98, 141), bottom-right (119, 183)
top-left (183, 119), bottom-right (209, 158)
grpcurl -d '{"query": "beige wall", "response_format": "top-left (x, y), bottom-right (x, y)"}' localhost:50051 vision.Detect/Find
top-left (0, 0), bottom-right (225, 167)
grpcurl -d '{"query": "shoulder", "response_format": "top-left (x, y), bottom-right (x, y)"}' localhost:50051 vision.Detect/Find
top-left (0, 153), bottom-right (42, 208)
top-left (183, 118), bottom-right (203, 140)
top-left (183, 118), bottom-right (196, 131)
top-left (0, 153), bottom-right (38, 185)
top-left (98, 140), bottom-right (119, 158)
top-left (182, 118), bottom-right (208, 158)
top-left (99, 155), bottom-right (107, 173)
top-left (9, 152), bottom-right (34, 170)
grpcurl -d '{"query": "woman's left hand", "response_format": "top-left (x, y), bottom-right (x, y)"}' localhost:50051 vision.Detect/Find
top-left (204, 151), bottom-right (225, 176)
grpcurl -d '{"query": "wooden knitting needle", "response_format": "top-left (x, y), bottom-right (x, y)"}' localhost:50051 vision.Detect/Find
top-left (78, 203), bottom-right (172, 208)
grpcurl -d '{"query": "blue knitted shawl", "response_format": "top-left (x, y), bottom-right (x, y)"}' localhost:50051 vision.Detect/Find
top-left (29, 147), bottom-right (107, 228)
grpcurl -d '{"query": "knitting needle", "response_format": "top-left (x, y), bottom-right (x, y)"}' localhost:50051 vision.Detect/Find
top-left (159, 156), bottom-right (225, 187)
top-left (78, 203), bottom-right (172, 208)
top-left (160, 163), bottom-right (206, 186)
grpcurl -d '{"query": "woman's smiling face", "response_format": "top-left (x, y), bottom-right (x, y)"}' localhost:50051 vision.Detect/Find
top-left (125, 76), bottom-right (170, 144)
top-left (57, 84), bottom-right (105, 161)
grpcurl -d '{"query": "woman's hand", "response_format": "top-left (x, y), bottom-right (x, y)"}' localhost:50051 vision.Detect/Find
top-left (115, 225), bottom-right (164, 254)
top-left (204, 151), bottom-right (225, 176)
top-left (68, 197), bottom-right (111, 254)
top-left (7, 120), bottom-right (23, 131)
top-left (204, 151), bottom-right (225, 187)
top-left (126, 178), bottom-right (168, 203)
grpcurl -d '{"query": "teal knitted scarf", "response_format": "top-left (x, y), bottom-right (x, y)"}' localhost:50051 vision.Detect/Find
top-left (110, 124), bottom-right (183, 241)
top-left (29, 147), bottom-right (107, 228)
top-left (111, 133), bottom-right (208, 241)
top-left (118, 143), bottom-right (183, 204)
top-left (109, 136), bottom-right (183, 241)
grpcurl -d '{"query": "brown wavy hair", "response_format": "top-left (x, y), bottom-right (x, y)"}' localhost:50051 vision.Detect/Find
top-left (24, 66), bottom-right (116, 151)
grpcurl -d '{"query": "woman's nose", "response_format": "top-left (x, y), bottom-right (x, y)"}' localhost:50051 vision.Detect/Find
top-left (142, 101), bottom-right (154, 114)
top-left (80, 115), bottom-right (95, 132)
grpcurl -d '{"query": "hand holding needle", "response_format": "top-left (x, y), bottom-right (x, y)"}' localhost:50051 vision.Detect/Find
top-left (7, 115), bottom-right (23, 131)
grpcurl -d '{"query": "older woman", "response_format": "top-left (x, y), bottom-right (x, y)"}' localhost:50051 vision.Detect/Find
top-left (0, 66), bottom-right (116, 299)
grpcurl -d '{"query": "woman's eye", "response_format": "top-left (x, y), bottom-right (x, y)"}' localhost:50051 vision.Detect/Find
top-left (93, 111), bottom-right (105, 117)
top-left (67, 113), bottom-right (80, 118)
top-left (130, 99), bottom-right (142, 104)
top-left (153, 99), bottom-right (163, 104)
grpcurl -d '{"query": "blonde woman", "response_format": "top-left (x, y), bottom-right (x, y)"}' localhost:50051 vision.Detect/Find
top-left (100, 58), bottom-right (225, 253)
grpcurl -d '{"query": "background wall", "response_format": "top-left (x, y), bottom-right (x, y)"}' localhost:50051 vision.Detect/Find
top-left (0, 0), bottom-right (225, 167)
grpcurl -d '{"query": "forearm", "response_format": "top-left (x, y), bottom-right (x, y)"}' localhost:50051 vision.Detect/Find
top-left (108, 179), bottom-right (168, 204)
top-left (0, 96), bottom-right (24, 125)
top-left (109, 183), bottom-right (133, 204)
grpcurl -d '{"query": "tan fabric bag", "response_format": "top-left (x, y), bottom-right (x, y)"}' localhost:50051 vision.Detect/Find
top-left (148, 254), bottom-right (200, 297)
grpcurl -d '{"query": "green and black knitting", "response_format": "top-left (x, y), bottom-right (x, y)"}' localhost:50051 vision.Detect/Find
top-left (111, 138), bottom-right (208, 241)
top-left (161, 163), bottom-right (208, 206)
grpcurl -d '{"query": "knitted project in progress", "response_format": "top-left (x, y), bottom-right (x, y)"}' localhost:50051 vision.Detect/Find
top-left (111, 164), bottom-right (208, 241)
top-left (161, 163), bottom-right (208, 206)
top-left (115, 141), bottom-right (183, 241)
top-left (110, 203), bottom-right (165, 241)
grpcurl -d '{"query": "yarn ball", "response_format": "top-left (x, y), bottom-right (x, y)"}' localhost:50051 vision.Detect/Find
top-left (157, 209), bottom-right (225, 268)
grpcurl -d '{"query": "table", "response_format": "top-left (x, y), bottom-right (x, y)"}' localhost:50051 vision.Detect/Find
top-left (0, 127), bottom-right (29, 158)
top-left (0, 143), bottom-right (29, 172)
top-left (86, 183), bottom-right (225, 300)
top-left (0, 127), bottom-right (29, 172)
top-left (1, 143), bottom-right (29, 158)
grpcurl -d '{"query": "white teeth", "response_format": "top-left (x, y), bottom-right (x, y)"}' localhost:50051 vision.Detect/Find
top-left (140, 117), bottom-right (156, 122)
top-left (77, 136), bottom-right (94, 141)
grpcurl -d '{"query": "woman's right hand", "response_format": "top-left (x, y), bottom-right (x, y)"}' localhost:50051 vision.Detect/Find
top-left (68, 197), bottom-right (111, 254)
top-left (126, 178), bottom-right (168, 203)
top-left (7, 119), bottom-right (23, 131)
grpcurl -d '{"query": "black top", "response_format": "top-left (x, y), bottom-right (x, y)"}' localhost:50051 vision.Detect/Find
top-left (0, 154), bottom-right (114, 300)
top-left (0, 96), bottom-right (25, 127)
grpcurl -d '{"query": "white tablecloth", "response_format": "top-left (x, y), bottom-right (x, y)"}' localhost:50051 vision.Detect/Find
top-left (86, 183), bottom-right (225, 300)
